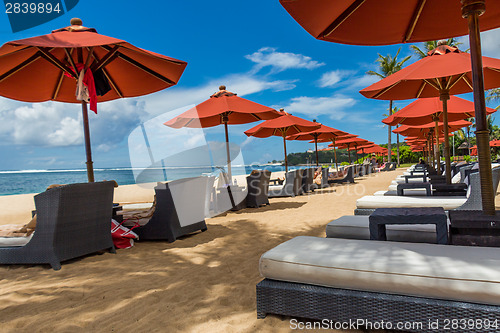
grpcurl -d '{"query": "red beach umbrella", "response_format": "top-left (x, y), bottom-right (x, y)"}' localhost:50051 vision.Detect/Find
top-left (287, 122), bottom-right (348, 168)
top-left (383, 96), bottom-right (495, 171)
top-left (244, 110), bottom-right (320, 172)
top-left (279, 0), bottom-right (500, 214)
top-left (0, 18), bottom-right (187, 182)
top-left (331, 137), bottom-right (370, 164)
top-left (394, 120), bottom-right (472, 137)
top-left (361, 44), bottom-right (500, 184)
top-left (383, 96), bottom-right (496, 127)
top-left (490, 140), bottom-right (500, 147)
top-left (316, 133), bottom-right (356, 169)
top-left (165, 86), bottom-right (280, 179)
top-left (279, 0), bottom-right (500, 46)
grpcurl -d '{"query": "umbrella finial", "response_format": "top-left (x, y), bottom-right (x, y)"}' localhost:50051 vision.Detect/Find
top-left (219, 85), bottom-right (226, 90)
top-left (70, 18), bottom-right (82, 26)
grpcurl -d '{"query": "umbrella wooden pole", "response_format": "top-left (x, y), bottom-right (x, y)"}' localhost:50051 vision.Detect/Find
top-left (347, 144), bottom-right (351, 164)
top-left (434, 119), bottom-right (441, 174)
top-left (332, 139), bottom-right (338, 171)
top-left (282, 133), bottom-right (288, 173)
top-left (81, 101), bottom-right (94, 182)
top-left (440, 91), bottom-right (452, 184)
top-left (314, 137), bottom-right (319, 167)
top-left (224, 120), bottom-right (233, 184)
top-left (430, 137), bottom-right (434, 166)
top-left (354, 145), bottom-right (359, 163)
top-left (427, 138), bottom-right (431, 165)
top-left (463, 0), bottom-right (495, 215)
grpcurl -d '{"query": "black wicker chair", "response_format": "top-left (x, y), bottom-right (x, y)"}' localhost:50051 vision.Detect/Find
top-left (134, 177), bottom-right (209, 243)
top-left (0, 181), bottom-right (116, 270)
top-left (329, 166), bottom-right (355, 184)
top-left (300, 168), bottom-right (315, 194)
top-left (246, 170), bottom-right (271, 208)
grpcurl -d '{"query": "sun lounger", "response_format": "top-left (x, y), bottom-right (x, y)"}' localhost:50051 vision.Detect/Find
top-left (204, 176), bottom-right (216, 218)
top-left (300, 168), bottom-right (315, 193)
top-left (0, 181), bottom-right (116, 270)
top-left (268, 169), bottom-right (302, 198)
top-left (328, 166), bottom-right (354, 184)
top-left (134, 177), bottom-right (209, 242)
top-left (313, 167), bottom-right (330, 189)
top-left (325, 215), bottom-right (441, 243)
top-left (246, 170), bottom-right (271, 208)
top-left (355, 169), bottom-right (500, 215)
top-left (376, 163), bottom-right (391, 172)
top-left (257, 236), bottom-right (500, 330)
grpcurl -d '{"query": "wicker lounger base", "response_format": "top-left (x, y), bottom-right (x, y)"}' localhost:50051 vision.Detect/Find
top-left (256, 279), bottom-right (500, 333)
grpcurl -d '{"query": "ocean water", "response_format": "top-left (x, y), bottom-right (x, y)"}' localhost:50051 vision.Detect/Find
top-left (0, 164), bottom-right (302, 196)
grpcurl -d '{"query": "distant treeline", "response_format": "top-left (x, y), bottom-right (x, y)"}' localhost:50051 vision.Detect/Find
top-left (286, 149), bottom-right (364, 165)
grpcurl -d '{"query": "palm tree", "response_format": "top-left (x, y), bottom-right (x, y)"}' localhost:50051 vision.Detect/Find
top-left (409, 38), bottom-right (463, 59)
top-left (486, 88), bottom-right (500, 110)
top-left (367, 48), bottom-right (411, 164)
top-left (392, 106), bottom-right (401, 166)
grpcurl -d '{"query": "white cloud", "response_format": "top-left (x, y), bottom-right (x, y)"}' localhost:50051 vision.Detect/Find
top-left (345, 74), bottom-right (380, 89)
top-left (1, 102), bottom-right (84, 146)
top-left (458, 27), bottom-right (500, 58)
top-left (0, 96), bottom-right (150, 148)
top-left (138, 73), bottom-right (297, 119)
top-left (245, 47), bottom-right (324, 73)
top-left (281, 95), bottom-right (357, 120)
top-left (317, 70), bottom-right (353, 88)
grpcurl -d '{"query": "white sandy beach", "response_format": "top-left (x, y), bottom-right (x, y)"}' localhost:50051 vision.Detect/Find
top-left (0, 168), bottom-right (499, 332)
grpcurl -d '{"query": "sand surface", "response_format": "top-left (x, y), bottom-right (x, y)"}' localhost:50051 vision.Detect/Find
top-left (0, 168), bottom-right (497, 332)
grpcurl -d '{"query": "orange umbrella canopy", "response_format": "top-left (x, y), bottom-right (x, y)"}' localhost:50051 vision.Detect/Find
top-left (0, 19), bottom-right (187, 103)
top-left (286, 123), bottom-right (348, 167)
top-left (286, 124), bottom-right (348, 141)
top-left (383, 96), bottom-right (496, 127)
top-left (329, 137), bottom-right (368, 147)
top-left (316, 133), bottom-right (357, 143)
top-left (279, 0), bottom-right (500, 46)
top-left (394, 120), bottom-right (472, 138)
top-left (165, 86), bottom-right (280, 128)
top-left (359, 145), bottom-right (387, 155)
top-left (244, 111), bottom-right (320, 138)
top-left (244, 111), bottom-right (320, 171)
top-left (490, 140), bottom-right (500, 147)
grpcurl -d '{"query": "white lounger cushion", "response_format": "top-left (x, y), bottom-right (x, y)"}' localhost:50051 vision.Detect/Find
top-left (268, 185), bottom-right (283, 191)
top-left (325, 215), bottom-right (442, 243)
top-left (373, 189), bottom-right (427, 196)
top-left (259, 236), bottom-right (500, 306)
top-left (0, 233), bottom-right (33, 247)
top-left (356, 195), bottom-right (466, 209)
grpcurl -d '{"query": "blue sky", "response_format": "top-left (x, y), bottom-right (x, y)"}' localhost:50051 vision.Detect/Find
top-left (1, 0), bottom-right (500, 171)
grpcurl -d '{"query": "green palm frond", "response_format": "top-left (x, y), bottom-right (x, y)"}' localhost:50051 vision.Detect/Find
top-left (486, 88), bottom-right (500, 109)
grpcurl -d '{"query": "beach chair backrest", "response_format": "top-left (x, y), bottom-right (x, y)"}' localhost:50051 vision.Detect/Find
top-left (165, 176), bottom-right (209, 227)
top-left (456, 167), bottom-right (500, 211)
top-left (321, 168), bottom-right (329, 187)
top-left (35, 181), bottom-right (115, 266)
top-left (294, 169), bottom-right (304, 195)
top-left (204, 176), bottom-right (216, 218)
